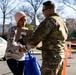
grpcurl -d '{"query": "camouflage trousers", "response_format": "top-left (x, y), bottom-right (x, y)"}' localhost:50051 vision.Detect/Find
top-left (41, 57), bottom-right (64, 75)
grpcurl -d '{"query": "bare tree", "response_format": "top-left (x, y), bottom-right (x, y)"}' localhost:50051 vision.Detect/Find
top-left (19, 5), bottom-right (34, 21)
top-left (37, 12), bottom-right (44, 22)
top-left (0, 0), bottom-right (20, 35)
top-left (62, 0), bottom-right (76, 11)
top-left (26, 0), bottom-right (43, 14)
top-left (20, 0), bottom-right (44, 19)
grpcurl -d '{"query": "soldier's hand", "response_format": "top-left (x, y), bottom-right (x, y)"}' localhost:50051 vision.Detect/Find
top-left (18, 38), bottom-right (25, 45)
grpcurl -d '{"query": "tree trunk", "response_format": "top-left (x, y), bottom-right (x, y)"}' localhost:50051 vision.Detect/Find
top-left (2, 12), bottom-right (5, 35)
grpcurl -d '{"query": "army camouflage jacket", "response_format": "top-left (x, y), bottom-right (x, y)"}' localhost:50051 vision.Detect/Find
top-left (23, 13), bottom-right (68, 58)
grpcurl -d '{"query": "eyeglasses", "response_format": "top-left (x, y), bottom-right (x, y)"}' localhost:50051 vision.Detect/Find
top-left (42, 8), bottom-right (48, 12)
top-left (42, 8), bottom-right (50, 12)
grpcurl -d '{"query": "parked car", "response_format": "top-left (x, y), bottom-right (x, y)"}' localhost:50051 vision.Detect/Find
top-left (0, 37), bottom-right (7, 60)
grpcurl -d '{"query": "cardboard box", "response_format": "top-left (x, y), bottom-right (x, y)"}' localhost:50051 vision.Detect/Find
top-left (15, 28), bottom-right (33, 42)
top-left (36, 42), bottom-right (42, 47)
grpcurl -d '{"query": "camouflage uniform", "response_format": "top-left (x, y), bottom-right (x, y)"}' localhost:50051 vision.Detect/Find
top-left (23, 13), bottom-right (68, 75)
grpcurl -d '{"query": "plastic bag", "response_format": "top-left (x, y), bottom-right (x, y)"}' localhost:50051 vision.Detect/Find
top-left (24, 51), bottom-right (40, 75)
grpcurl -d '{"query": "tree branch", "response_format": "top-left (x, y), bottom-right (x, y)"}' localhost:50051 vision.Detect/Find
top-left (7, 0), bottom-right (16, 9)
top-left (63, 0), bottom-right (76, 11)
top-left (6, 1), bottom-right (20, 15)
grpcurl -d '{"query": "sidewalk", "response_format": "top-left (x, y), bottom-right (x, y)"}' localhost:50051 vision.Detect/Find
top-left (0, 50), bottom-right (76, 75)
top-left (33, 48), bottom-right (76, 75)
top-left (66, 52), bottom-right (76, 75)
top-left (33, 49), bottom-right (76, 75)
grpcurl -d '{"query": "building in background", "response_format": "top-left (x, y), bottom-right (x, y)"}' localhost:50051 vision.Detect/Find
top-left (30, 15), bottom-right (40, 30)
top-left (66, 18), bottom-right (76, 41)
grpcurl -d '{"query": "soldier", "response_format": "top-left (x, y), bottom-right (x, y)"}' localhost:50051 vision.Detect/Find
top-left (19, 1), bottom-right (68, 75)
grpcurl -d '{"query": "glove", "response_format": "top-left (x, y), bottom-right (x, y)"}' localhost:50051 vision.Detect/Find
top-left (21, 34), bottom-right (25, 38)
top-left (18, 34), bottom-right (25, 45)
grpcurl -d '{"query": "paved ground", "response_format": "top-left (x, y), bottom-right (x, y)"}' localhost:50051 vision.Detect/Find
top-left (66, 52), bottom-right (76, 75)
top-left (0, 52), bottom-right (76, 75)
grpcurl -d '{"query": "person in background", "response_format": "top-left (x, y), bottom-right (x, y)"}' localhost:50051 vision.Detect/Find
top-left (18, 1), bottom-right (68, 75)
top-left (5, 12), bottom-right (29, 75)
